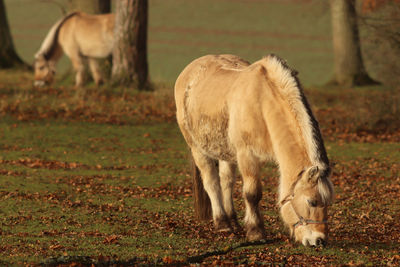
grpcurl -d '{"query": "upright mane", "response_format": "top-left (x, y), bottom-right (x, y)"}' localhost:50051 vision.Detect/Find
top-left (35, 12), bottom-right (79, 60)
top-left (261, 54), bottom-right (334, 204)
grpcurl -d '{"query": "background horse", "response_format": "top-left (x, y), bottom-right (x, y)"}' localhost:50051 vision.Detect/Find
top-left (175, 54), bottom-right (334, 246)
top-left (34, 12), bottom-right (114, 87)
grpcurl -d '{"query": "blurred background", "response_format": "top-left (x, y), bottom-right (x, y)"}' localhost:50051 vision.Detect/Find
top-left (0, 0), bottom-right (363, 86)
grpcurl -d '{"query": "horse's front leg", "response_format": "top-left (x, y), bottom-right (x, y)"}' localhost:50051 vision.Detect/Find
top-left (191, 149), bottom-right (231, 232)
top-left (219, 160), bottom-right (240, 231)
top-left (237, 151), bottom-right (265, 241)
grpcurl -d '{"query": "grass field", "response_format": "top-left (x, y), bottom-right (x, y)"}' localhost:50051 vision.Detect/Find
top-left (1, 0), bottom-right (400, 266)
top-left (0, 70), bottom-right (399, 265)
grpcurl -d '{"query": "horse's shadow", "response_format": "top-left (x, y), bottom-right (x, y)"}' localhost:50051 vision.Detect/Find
top-left (186, 238), bottom-right (279, 264)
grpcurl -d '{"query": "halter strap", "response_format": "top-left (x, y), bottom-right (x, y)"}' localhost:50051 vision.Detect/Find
top-left (280, 194), bottom-right (328, 229)
top-left (293, 217), bottom-right (328, 228)
top-left (279, 194), bottom-right (294, 207)
top-left (279, 169), bottom-right (328, 229)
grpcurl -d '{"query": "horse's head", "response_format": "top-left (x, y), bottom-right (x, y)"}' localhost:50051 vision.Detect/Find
top-left (280, 166), bottom-right (334, 247)
top-left (34, 55), bottom-right (56, 87)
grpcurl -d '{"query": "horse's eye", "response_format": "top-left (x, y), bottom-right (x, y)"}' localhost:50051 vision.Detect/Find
top-left (308, 199), bottom-right (318, 207)
top-left (39, 66), bottom-right (45, 70)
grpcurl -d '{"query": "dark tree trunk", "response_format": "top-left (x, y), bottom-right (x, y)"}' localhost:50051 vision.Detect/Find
top-left (112, 0), bottom-right (149, 90)
top-left (68, 0), bottom-right (110, 14)
top-left (0, 0), bottom-right (27, 69)
top-left (98, 0), bottom-right (111, 14)
top-left (330, 0), bottom-right (378, 87)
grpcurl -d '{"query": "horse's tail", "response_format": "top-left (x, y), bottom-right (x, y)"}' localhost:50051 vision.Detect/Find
top-left (35, 12), bottom-right (79, 60)
top-left (191, 155), bottom-right (212, 220)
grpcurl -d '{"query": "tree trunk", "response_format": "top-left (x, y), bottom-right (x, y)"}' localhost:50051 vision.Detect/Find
top-left (112, 0), bottom-right (149, 90)
top-left (98, 0), bottom-right (111, 14)
top-left (68, 0), bottom-right (110, 14)
top-left (330, 0), bottom-right (378, 86)
top-left (0, 0), bottom-right (27, 69)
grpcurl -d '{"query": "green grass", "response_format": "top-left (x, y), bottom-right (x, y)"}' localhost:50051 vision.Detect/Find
top-left (0, 116), bottom-right (198, 263)
top-left (0, 107), bottom-right (399, 265)
top-left (0, 71), bottom-right (399, 266)
top-left (0, 69), bottom-right (399, 265)
top-left (327, 142), bottom-right (400, 163)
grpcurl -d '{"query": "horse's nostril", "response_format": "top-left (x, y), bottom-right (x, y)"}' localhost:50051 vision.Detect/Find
top-left (316, 237), bottom-right (326, 247)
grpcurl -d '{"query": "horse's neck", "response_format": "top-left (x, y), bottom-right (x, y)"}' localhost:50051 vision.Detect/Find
top-left (36, 13), bottom-right (74, 63)
top-left (275, 134), bottom-right (310, 201)
top-left (261, 86), bottom-right (311, 200)
top-left (48, 44), bottom-right (63, 62)
top-left (39, 42), bottom-right (63, 66)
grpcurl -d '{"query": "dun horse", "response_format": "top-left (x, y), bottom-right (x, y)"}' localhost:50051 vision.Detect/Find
top-left (175, 54), bottom-right (334, 246)
top-left (34, 12), bottom-right (114, 87)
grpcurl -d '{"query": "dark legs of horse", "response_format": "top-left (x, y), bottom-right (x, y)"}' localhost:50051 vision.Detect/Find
top-left (191, 148), bottom-right (264, 239)
top-left (191, 149), bottom-right (232, 232)
top-left (237, 151), bottom-right (265, 241)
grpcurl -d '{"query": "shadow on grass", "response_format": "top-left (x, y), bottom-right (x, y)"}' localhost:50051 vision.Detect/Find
top-left (40, 239), bottom-right (279, 266)
top-left (186, 238), bottom-right (278, 264)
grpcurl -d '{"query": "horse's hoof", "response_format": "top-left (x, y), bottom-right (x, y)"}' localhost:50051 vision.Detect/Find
top-left (96, 80), bottom-right (104, 86)
top-left (217, 226), bottom-right (233, 232)
top-left (246, 228), bottom-right (265, 242)
top-left (215, 216), bottom-right (232, 232)
top-left (231, 219), bottom-right (243, 233)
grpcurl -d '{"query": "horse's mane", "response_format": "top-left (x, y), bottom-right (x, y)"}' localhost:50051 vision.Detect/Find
top-left (261, 54), bottom-right (334, 204)
top-left (35, 12), bottom-right (79, 60)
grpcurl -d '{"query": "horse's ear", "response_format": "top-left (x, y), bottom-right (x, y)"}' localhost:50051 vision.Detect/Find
top-left (306, 166), bottom-right (319, 185)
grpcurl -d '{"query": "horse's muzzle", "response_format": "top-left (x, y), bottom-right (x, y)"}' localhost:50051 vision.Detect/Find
top-left (34, 80), bottom-right (46, 87)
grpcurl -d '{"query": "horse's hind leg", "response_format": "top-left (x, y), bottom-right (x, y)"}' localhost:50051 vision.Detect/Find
top-left (88, 58), bottom-right (104, 86)
top-left (237, 150), bottom-right (265, 241)
top-left (191, 149), bottom-right (231, 232)
top-left (219, 160), bottom-right (240, 230)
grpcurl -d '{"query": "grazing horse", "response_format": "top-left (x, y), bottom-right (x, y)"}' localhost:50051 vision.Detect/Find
top-left (34, 12), bottom-right (114, 87)
top-left (175, 54), bottom-right (334, 246)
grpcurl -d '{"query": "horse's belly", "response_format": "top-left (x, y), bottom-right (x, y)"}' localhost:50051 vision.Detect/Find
top-left (80, 43), bottom-right (112, 58)
top-left (76, 31), bottom-right (113, 58)
top-left (185, 111), bottom-right (236, 162)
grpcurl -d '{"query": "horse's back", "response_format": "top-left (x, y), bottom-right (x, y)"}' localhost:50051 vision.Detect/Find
top-left (59, 12), bottom-right (114, 58)
top-left (175, 54), bottom-right (250, 113)
top-left (175, 54), bottom-right (249, 89)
